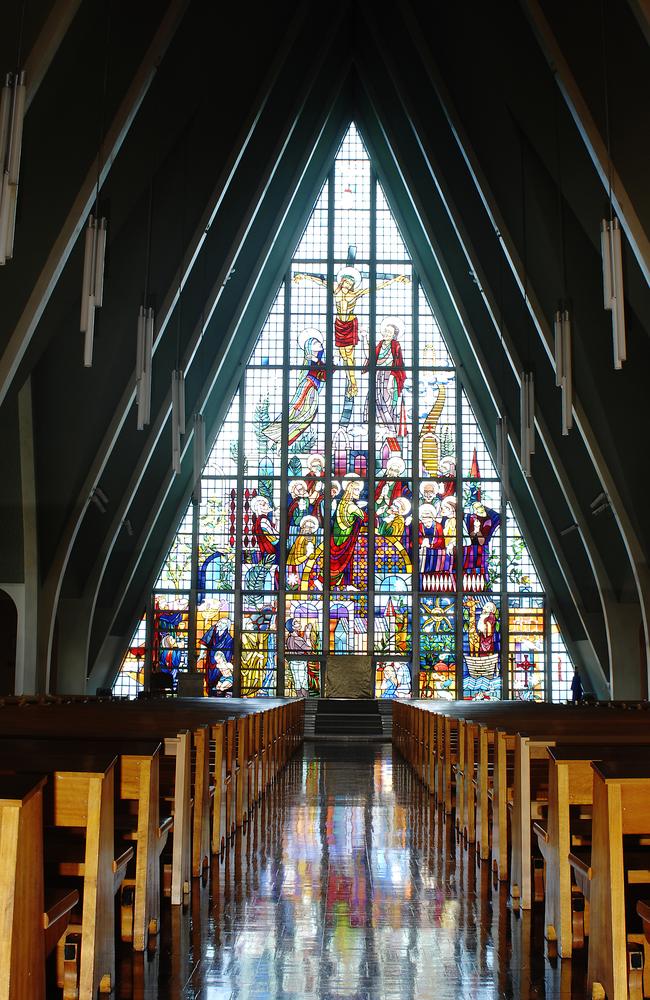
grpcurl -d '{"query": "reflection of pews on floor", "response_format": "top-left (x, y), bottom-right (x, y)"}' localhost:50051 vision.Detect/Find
top-left (0, 697), bottom-right (304, 999)
top-left (394, 699), bottom-right (650, 1000)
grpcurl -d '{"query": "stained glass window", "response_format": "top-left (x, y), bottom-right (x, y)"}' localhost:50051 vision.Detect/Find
top-left (112, 614), bottom-right (146, 698)
top-left (113, 124), bottom-right (577, 702)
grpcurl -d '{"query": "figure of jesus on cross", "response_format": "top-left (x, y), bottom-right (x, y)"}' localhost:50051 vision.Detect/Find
top-left (293, 264), bottom-right (410, 398)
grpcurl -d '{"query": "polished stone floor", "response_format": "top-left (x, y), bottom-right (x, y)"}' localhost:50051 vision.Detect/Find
top-left (115, 743), bottom-right (588, 999)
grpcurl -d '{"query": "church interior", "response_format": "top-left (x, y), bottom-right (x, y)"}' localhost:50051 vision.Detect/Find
top-left (0, 1), bottom-right (649, 997)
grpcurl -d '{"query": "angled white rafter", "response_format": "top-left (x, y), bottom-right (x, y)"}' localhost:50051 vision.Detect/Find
top-left (355, 35), bottom-right (610, 687)
top-left (39, 11), bottom-right (344, 687)
top-left (520, 0), bottom-right (650, 287)
top-left (397, 0), bottom-right (650, 671)
top-left (24, 0), bottom-right (83, 112)
top-left (87, 94), bottom-right (351, 691)
top-left (0, 0), bottom-right (189, 410)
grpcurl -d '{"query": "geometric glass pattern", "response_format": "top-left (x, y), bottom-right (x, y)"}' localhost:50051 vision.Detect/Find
top-left (113, 124), bottom-right (575, 701)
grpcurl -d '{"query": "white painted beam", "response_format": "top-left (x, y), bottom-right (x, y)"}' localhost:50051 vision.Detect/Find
top-left (24, 0), bottom-right (83, 112)
top-left (521, 0), bottom-right (650, 287)
top-left (0, 0), bottom-right (189, 409)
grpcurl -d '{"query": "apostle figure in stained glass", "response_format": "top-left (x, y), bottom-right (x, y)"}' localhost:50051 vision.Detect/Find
top-left (330, 474), bottom-right (366, 587)
top-left (263, 328), bottom-right (325, 447)
top-left (249, 495), bottom-right (279, 564)
top-left (365, 319), bottom-right (407, 447)
top-left (463, 485), bottom-right (501, 591)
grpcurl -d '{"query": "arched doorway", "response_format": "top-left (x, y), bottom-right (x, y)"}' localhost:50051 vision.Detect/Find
top-left (0, 589), bottom-right (18, 695)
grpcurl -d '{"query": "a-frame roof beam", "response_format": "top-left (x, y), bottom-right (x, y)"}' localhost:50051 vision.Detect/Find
top-left (24, 0), bottom-right (83, 112)
top-left (88, 89), bottom-right (351, 689)
top-left (520, 0), bottom-right (650, 286)
top-left (43, 5), bottom-right (344, 685)
top-left (354, 104), bottom-right (608, 688)
top-left (0, 0), bottom-right (189, 408)
top-left (398, 0), bottom-right (650, 663)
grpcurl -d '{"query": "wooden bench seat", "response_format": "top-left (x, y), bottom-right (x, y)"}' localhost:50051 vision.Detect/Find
top-left (0, 748), bottom-right (122, 999)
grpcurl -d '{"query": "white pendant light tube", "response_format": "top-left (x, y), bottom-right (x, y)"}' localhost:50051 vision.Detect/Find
top-left (171, 369), bottom-right (184, 475)
top-left (496, 416), bottom-right (509, 500)
top-left (0, 76), bottom-right (10, 170)
top-left (93, 217), bottom-right (107, 308)
top-left (601, 217), bottom-right (626, 369)
top-left (0, 70), bottom-right (25, 265)
top-left (83, 296), bottom-right (96, 368)
top-left (553, 310), bottom-right (564, 387)
top-left (610, 218), bottom-right (626, 368)
top-left (193, 413), bottom-right (205, 503)
top-left (79, 213), bottom-right (108, 365)
top-left (135, 306), bottom-right (146, 427)
top-left (600, 219), bottom-right (613, 308)
top-left (177, 367), bottom-right (185, 435)
top-left (143, 308), bottom-right (154, 425)
top-left (520, 372), bottom-right (535, 478)
top-left (0, 171), bottom-right (10, 264)
top-left (554, 306), bottom-right (573, 436)
top-left (560, 309), bottom-right (572, 436)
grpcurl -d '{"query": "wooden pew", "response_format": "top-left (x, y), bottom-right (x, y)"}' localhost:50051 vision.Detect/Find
top-left (0, 747), bottom-right (128, 1000)
top-left (576, 760), bottom-right (650, 1000)
top-left (534, 744), bottom-right (650, 960)
top-left (0, 773), bottom-right (81, 1000)
top-left (0, 736), bottom-right (170, 953)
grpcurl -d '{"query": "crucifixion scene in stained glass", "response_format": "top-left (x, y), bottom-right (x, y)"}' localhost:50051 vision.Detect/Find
top-left (113, 124), bottom-right (574, 702)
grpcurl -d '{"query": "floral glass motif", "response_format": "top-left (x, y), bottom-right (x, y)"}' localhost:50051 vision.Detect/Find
top-left (113, 123), bottom-right (576, 701)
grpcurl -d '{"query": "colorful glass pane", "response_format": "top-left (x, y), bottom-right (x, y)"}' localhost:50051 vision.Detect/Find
top-left (122, 122), bottom-right (580, 703)
top-left (509, 596), bottom-right (545, 701)
top-left (551, 615), bottom-right (574, 702)
top-left (463, 595), bottom-right (501, 700)
top-left (112, 614), bottom-right (146, 698)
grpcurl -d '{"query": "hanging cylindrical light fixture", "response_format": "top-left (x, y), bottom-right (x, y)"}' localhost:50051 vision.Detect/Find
top-left (143, 307), bottom-right (154, 425)
top-left (193, 412), bottom-right (205, 502)
top-left (171, 369), bottom-right (185, 475)
top-left (520, 372), bottom-right (535, 478)
top-left (553, 305), bottom-right (573, 436)
top-left (496, 416), bottom-right (509, 500)
top-left (601, 217), bottom-right (626, 369)
top-left (80, 214), bottom-right (107, 367)
top-left (135, 305), bottom-right (146, 428)
top-left (0, 69), bottom-right (25, 265)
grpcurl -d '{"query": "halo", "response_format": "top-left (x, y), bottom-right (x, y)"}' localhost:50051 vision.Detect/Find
top-left (336, 266), bottom-right (362, 288)
top-left (419, 503), bottom-right (436, 518)
top-left (380, 317), bottom-right (403, 337)
top-left (297, 327), bottom-right (324, 351)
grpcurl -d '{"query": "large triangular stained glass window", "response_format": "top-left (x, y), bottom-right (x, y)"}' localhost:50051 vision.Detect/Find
top-left (113, 123), bottom-right (575, 702)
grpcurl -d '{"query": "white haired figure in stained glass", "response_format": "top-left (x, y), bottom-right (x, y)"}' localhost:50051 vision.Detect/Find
top-left (378, 496), bottom-right (411, 542)
top-left (367, 319), bottom-right (407, 448)
top-left (287, 479), bottom-right (310, 548)
top-left (330, 474), bottom-right (367, 587)
top-left (375, 455), bottom-right (408, 521)
top-left (249, 495), bottom-right (279, 566)
top-left (293, 267), bottom-right (409, 399)
top-left (463, 485), bottom-right (501, 591)
top-left (263, 328), bottom-right (325, 447)
top-left (287, 514), bottom-right (319, 588)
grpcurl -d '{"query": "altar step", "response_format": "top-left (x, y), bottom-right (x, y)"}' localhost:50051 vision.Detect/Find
top-left (303, 699), bottom-right (392, 741)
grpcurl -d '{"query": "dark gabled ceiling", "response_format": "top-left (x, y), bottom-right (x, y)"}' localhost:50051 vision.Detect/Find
top-left (1, 0), bottom-right (648, 698)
